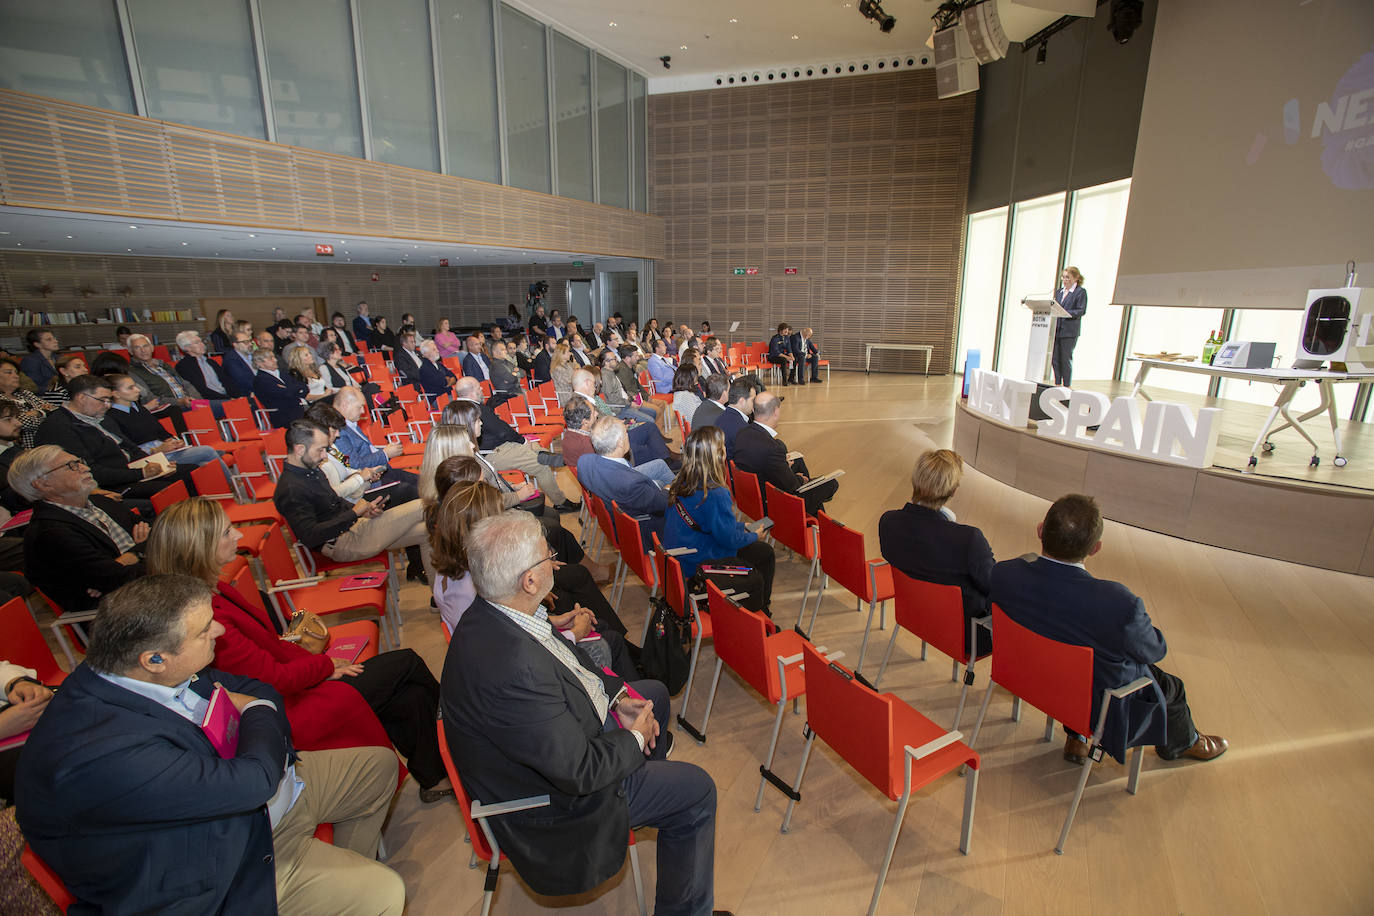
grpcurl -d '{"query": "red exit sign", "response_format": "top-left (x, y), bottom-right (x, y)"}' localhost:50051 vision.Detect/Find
top-left (745, 267), bottom-right (759, 276)
top-left (784, 267), bottom-right (798, 274)
top-left (439, 258), bottom-right (449, 267)
top-left (315, 244), bottom-right (334, 256)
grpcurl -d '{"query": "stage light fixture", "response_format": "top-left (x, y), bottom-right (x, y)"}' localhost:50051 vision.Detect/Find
top-left (1108, 0), bottom-right (1143, 44)
top-left (857, 0), bottom-right (895, 33)
top-left (1035, 42), bottom-right (1047, 64)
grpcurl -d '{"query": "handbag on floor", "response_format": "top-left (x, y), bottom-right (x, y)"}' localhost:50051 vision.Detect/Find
top-left (638, 596), bottom-right (691, 695)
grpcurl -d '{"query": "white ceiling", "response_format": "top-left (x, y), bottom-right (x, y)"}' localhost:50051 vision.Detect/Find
top-left (510, 0), bottom-right (1069, 83)
top-left (0, 207), bottom-right (606, 269)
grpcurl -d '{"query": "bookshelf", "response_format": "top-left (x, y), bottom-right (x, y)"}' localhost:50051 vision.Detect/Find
top-left (1, 306), bottom-right (205, 349)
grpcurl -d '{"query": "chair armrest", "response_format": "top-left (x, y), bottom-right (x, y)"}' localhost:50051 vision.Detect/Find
top-left (664, 546), bottom-right (697, 556)
top-left (777, 652), bottom-right (805, 668)
top-left (906, 730), bottom-right (964, 760)
top-left (471, 795), bottom-right (552, 819)
top-left (52, 610), bottom-right (100, 626)
top-left (973, 614), bottom-right (992, 630)
top-left (1105, 676), bottom-right (1155, 700)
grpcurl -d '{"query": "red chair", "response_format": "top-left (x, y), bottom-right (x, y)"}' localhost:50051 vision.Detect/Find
top-left (650, 533), bottom-right (711, 739)
top-left (0, 595), bottom-right (69, 753)
top-left (611, 504), bottom-right (658, 614)
top-left (872, 572), bottom-right (992, 731)
top-left (219, 397), bottom-right (266, 441)
top-left (696, 583), bottom-right (836, 811)
top-left (221, 557), bottom-right (379, 663)
top-left (782, 644), bottom-right (979, 915)
top-left (585, 492), bottom-right (621, 576)
top-left (728, 461), bottom-right (766, 522)
top-left (258, 526), bottom-right (396, 648)
top-left (31, 589), bottom-right (91, 669)
top-left (180, 405), bottom-right (236, 453)
top-left (808, 512), bottom-right (894, 677)
top-left (230, 445), bottom-right (278, 502)
top-left (189, 462), bottom-right (286, 528)
top-left (436, 715), bottom-right (648, 916)
top-left (150, 478), bottom-right (189, 515)
top-left (763, 483), bottom-right (821, 631)
top-left (966, 604), bottom-right (1153, 854)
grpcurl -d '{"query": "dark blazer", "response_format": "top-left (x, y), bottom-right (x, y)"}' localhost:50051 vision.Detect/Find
top-left (474, 399), bottom-right (525, 451)
top-left (222, 350), bottom-right (257, 396)
top-left (575, 454), bottom-right (667, 546)
top-left (532, 349), bottom-right (553, 383)
top-left (176, 354), bottom-right (238, 399)
top-left (569, 347), bottom-right (593, 368)
top-left (333, 325), bottom-right (359, 354)
top-left (1054, 285), bottom-right (1088, 339)
top-left (252, 371), bottom-right (308, 428)
top-left (878, 503), bottom-right (994, 654)
top-left (461, 351), bottom-right (492, 382)
top-left (417, 358), bottom-right (457, 399)
top-left (489, 358), bottom-right (521, 402)
top-left (23, 496), bottom-right (144, 611)
top-left (391, 347), bottom-right (424, 384)
top-left (352, 315), bottom-right (372, 345)
top-left (733, 423), bottom-right (802, 498)
top-left (16, 664), bottom-right (289, 915)
top-left (713, 405), bottom-right (750, 458)
top-left (104, 403), bottom-right (175, 450)
top-left (699, 355), bottom-right (729, 378)
top-left (34, 407), bottom-right (146, 489)
top-left (0, 444), bottom-right (28, 511)
top-left (691, 398), bottom-right (725, 430)
top-left (369, 328), bottom-right (397, 351)
top-left (989, 557), bottom-right (1168, 760)
top-left (440, 598), bottom-right (641, 897)
top-left (767, 333), bottom-right (793, 365)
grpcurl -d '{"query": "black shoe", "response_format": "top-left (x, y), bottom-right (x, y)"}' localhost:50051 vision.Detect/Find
top-left (809, 376), bottom-right (821, 383)
top-left (553, 500), bottom-right (581, 513)
top-left (418, 785), bottom-right (455, 804)
top-left (536, 451), bottom-right (566, 468)
top-left (406, 568), bottom-right (429, 585)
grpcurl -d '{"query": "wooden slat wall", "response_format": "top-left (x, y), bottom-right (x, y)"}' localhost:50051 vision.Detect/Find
top-left (0, 89), bottom-right (664, 261)
top-left (650, 71), bottom-right (974, 372)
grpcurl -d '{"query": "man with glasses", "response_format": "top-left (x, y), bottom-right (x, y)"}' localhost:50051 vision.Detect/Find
top-left (127, 334), bottom-right (200, 410)
top-left (9, 444), bottom-right (147, 611)
top-left (222, 330), bottom-right (258, 396)
top-left (34, 374), bottom-right (198, 501)
top-left (174, 330), bottom-right (240, 404)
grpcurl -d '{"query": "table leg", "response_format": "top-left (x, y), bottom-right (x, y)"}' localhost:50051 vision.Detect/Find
top-left (866, 345), bottom-right (872, 375)
top-left (1321, 381), bottom-right (1348, 466)
top-left (1247, 381), bottom-right (1300, 469)
top-left (1129, 363), bottom-right (1153, 402)
top-left (924, 348), bottom-right (932, 375)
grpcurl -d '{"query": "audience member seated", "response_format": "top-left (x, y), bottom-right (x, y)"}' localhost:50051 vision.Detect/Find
top-left (104, 373), bottom-right (220, 468)
top-left (0, 401), bottom-right (30, 511)
top-left (789, 326), bottom-right (822, 384)
top-left (598, 349), bottom-right (659, 426)
top-left (734, 391), bottom-right (838, 517)
top-left (273, 421), bottom-right (434, 583)
top-left (19, 330), bottom-right (59, 391)
top-left (368, 316), bottom-right (397, 352)
top-left (488, 340), bottom-right (523, 403)
top-left (698, 337), bottom-right (729, 379)
top-left (0, 659), bottom-right (53, 800)
top-left (569, 368), bottom-right (678, 468)
top-left (280, 324), bottom-right (316, 364)
top-left (0, 357), bottom-right (55, 449)
top-left (127, 334), bottom-right (200, 410)
top-left (989, 494), bottom-right (1228, 765)
top-left (252, 349), bottom-right (309, 429)
top-left (330, 388), bottom-right (421, 506)
top-left (332, 311), bottom-right (359, 354)
top-left (352, 300), bottom-right (374, 346)
top-left (691, 372), bottom-right (729, 430)
top-left (533, 334), bottom-right (557, 384)
top-left (558, 397), bottom-right (597, 470)
top-left (460, 334), bottom-right (492, 382)
top-left (285, 347), bottom-right (336, 404)
top-left (440, 511), bottom-right (719, 915)
top-left (175, 329), bottom-right (239, 404)
top-left (446, 377), bottom-right (577, 512)
top-left (645, 338), bottom-right (676, 391)
top-left (576, 417), bottom-right (671, 546)
top-left (767, 322), bottom-right (797, 387)
top-left (433, 318), bottom-right (463, 358)
top-left (614, 346), bottom-right (668, 426)
top-left (222, 330), bottom-right (258, 394)
top-left (33, 374), bottom-right (199, 501)
top-left (146, 499), bottom-right (453, 802)
top-left (672, 363), bottom-right (703, 426)
top-left (568, 333), bottom-right (595, 368)
top-left (39, 354), bottom-right (88, 407)
top-left (391, 330), bottom-right (424, 387)
top-left (15, 575), bottom-right (405, 914)
top-left (878, 449), bottom-right (993, 656)
top-left (665, 427), bottom-right (775, 615)
top-left (10, 445), bottom-right (146, 611)
top-left (303, 401), bottom-right (386, 503)
top-left (416, 340), bottom-right (457, 401)
top-left (713, 375), bottom-right (764, 459)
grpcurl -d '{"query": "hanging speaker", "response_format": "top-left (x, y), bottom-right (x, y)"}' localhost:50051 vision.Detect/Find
top-left (933, 25), bottom-right (979, 98)
top-left (961, 0), bottom-right (1009, 64)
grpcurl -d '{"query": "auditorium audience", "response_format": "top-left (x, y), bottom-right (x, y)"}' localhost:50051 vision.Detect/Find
top-left (691, 372), bottom-right (729, 430)
top-left (369, 315), bottom-right (397, 352)
top-left (460, 334), bottom-right (492, 382)
top-left (614, 345), bottom-right (669, 427)
top-left (328, 388), bottom-right (421, 506)
top-left (208, 308), bottom-right (235, 353)
top-left (391, 331), bottom-right (424, 387)
top-left (15, 574), bottom-right (406, 914)
top-left (416, 340), bottom-right (457, 401)
top-left (699, 336), bottom-right (729, 378)
top-left (790, 326), bottom-right (822, 384)
top-left (734, 391), bottom-right (838, 516)
top-left (19, 330), bottom-right (59, 391)
top-left (39, 354), bottom-right (88, 407)
top-left (598, 349), bottom-right (659, 426)
top-left (251, 348), bottom-right (308, 428)
top-left (713, 375), bottom-right (763, 458)
top-left (222, 331), bottom-right (258, 395)
top-left (175, 330), bottom-right (239, 404)
top-left (488, 341), bottom-right (522, 402)
top-left (672, 363), bottom-right (703, 426)
top-left (104, 373), bottom-right (220, 468)
top-left (569, 368), bottom-right (678, 468)
top-left (664, 426), bottom-right (775, 615)
top-left (433, 318), bottom-right (463, 358)
top-left (302, 401), bottom-right (384, 502)
top-left (353, 301), bottom-right (374, 345)
top-left (145, 498), bottom-right (453, 802)
top-left (0, 358), bottom-right (54, 449)
top-left (285, 347), bottom-right (335, 403)
top-left (576, 417), bottom-right (671, 547)
top-left (127, 334), bottom-right (199, 409)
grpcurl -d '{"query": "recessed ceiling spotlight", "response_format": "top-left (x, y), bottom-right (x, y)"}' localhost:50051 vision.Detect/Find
top-left (680, 44), bottom-right (688, 50)
top-left (66, 235), bottom-right (74, 239)
top-left (126, 248), bottom-right (131, 251)
top-left (128, 225), bottom-right (138, 229)
top-left (181, 241), bottom-right (188, 246)
top-left (728, 18), bottom-right (737, 23)
top-left (271, 246), bottom-right (277, 250)
top-left (248, 233), bottom-right (256, 238)
top-left (791, 34), bottom-right (799, 39)
top-left (608, 21), bottom-right (616, 26)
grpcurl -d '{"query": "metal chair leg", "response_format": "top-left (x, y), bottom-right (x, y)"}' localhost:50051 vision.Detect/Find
top-left (628, 841), bottom-right (648, 916)
top-left (1043, 714), bottom-right (1055, 741)
top-left (1011, 696), bottom-right (1022, 722)
top-left (1055, 749), bottom-right (1097, 854)
top-left (695, 658), bottom-right (725, 744)
top-left (754, 698), bottom-right (790, 811)
top-left (803, 575), bottom-right (828, 637)
top-left (855, 597), bottom-right (882, 674)
top-left (960, 766), bottom-right (978, 854)
top-left (1126, 744), bottom-right (1144, 795)
top-left (867, 789), bottom-right (913, 916)
top-left (872, 625), bottom-right (903, 689)
top-left (780, 728), bottom-right (817, 833)
top-left (967, 681), bottom-right (997, 752)
top-left (676, 615), bottom-right (708, 743)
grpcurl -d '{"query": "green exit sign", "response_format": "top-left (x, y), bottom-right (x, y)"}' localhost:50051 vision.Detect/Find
top-left (732, 268), bottom-right (746, 276)
top-left (572, 260), bottom-right (584, 268)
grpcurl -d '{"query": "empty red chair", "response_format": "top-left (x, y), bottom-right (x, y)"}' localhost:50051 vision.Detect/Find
top-left (966, 605), bottom-right (1154, 854)
top-left (728, 461), bottom-right (766, 522)
top-left (763, 483), bottom-right (821, 630)
top-left (872, 572), bottom-right (992, 731)
top-left (809, 512), bottom-right (894, 676)
top-left (651, 533), bottom-right (711, 740)
top-left (611, 504), bottom-right (658, 613)
top-left (150, 479), bottom-right (189, 515)
top-left (219, 397), bottom-right (265, 441)
top-left (782, 644), bottom-right (979, 915)
top-left (189, 462), bottom-right (285, 528)
top-left (180, 405), bottom-right (236, 453)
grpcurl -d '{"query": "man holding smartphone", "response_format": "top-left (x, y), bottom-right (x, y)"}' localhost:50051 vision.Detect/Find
top-left (273, 420), bottom-right (434, 584)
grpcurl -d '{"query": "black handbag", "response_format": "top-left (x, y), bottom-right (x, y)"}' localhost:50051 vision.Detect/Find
top-left (638, 596), bottom-right (692, 695)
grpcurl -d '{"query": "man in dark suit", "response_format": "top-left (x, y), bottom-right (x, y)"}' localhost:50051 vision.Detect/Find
top-left (532, 334), bottom-right (555, 384)
top-left (714, 375), bottom-right (763, 460)
top-left (788, 326), bottom-right (821, 384)
top-left (352, 301), bottom-right (374, 347)
top-left (488, 340), bottom-right (523, 404)
top-left (878, 449), bottom-right (993, 657)
top-left (734, 392), bottom-right (837, 517)
top-left (15, 574), bottom-right (405, 915)
top-left (415, 339), bottom-right (457, 403)
top-left (989, 494), bottom-right (1226, 765)
top-left (460, 334), bottom-right (493, 382)
top-left (11, 444), bottom-right (147, 611)
top-left (330, 311), bottom-right (359, 354)
top-left (391, 330), bottom-right (424, 386)
top-left (1052, 266), bottom-right (1088, 386)
top-left (174, 329), bottom-right (239, 401)
top-left (33, 374), bottom-right (198, 501)
top-left (691, 373), bottom-right (729, 430)
top-left (576, 418), bottom-right (673, 547)
top-left (441, 511), bottom-right (720, 916)
top-left (222, 329), bottom-right (258, 395)
top-left (699, 337), bottom-right (730, 379)
top-left (767, 323), bottom-right (796, 387)
top-left (251, 349), bottom-right (308, 428)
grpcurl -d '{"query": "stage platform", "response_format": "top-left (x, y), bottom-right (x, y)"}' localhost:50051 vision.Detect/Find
top-left (955, 378), bottom-right (1374, 577)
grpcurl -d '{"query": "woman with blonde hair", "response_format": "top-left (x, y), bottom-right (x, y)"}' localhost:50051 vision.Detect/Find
top-left (425, 408), bottom-right (538, 509)
top-left (285, 345), bottom-right (335, 402)
top-left (146, 497), bottom-right (455, 802)
top-left (209, 308), bottom-right (235, 353)
top-left (550, 340), bottom-right (575, 400)
top-left (417, 423), bottom-right (485, 505)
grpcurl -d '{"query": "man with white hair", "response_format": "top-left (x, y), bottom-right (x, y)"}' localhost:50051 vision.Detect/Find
top-left (575, 417), bottom-right (671, 547)
top-left (441, 511), bottom-right (721, 916)
top-left (569, 368), bottom-right (678, 469)
top-left (174, 330), bottom-right (239, 411)
top-left (415, 339), bottom-right (457, 401)
top-left (250, 349), bottom-right (308, 428)
top-left (451, 376), bottom-right (577, 513)
top-left (127, 334), bottom-right (199, 410)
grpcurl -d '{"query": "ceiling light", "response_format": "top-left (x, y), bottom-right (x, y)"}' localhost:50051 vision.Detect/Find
top-left (792, 35), bottom-right (799, 40)
top-left (857, 0), bottom-right (895, 32)
top-left (128, 225), bottom-right (138, 229)
top-left (1108, 0), bottom-right (1143, 43)
top-left (66, 235), bottom-right (74, 239)
top-left (181, 241), bottom-right (188, 246)
top-left (248, 233), bottom-right (256, 238)
top-left (680, 44), bottom-right (688, 50)
top-left (609, 21), bottom-right (616, 26)
top-left (729, 18), bottom-right (737, 23)
top-left (271, 246), bottom-right (277, 250)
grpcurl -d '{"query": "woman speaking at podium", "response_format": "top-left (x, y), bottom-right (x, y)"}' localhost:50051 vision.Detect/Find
top-left (1052, 266), bottom-right (1087, 386)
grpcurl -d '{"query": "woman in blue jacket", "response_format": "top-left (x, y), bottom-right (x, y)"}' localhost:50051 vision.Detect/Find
top-left (664, 426), bottom-right (776, 615)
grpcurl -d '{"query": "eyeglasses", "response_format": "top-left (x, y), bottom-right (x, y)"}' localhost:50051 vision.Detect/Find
top-left (79, 392), bottom-right (113, 405)
top-left (38, 458), bottom-right (87, 478)
top-left (518, 550), bottom-right (559, 579)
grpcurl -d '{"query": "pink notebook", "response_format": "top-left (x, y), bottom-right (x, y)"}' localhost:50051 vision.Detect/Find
top-left (325, 636), bottom-right (370, 664)
top-left (200, 685), bottom-right (241, 758)
top-left (338, 572), bottom-right (387, 591)
top-left (0, 510), bottom-right (32, 532)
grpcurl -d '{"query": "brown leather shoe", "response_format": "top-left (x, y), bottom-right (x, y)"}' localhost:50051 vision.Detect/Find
top-left (1180, 733), bottom-right (1228, 761)
top-left (1064, 736), bottom-right (1091, 765)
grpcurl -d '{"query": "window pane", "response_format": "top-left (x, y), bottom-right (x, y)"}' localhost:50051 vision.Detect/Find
top-left (552, 33), bottom-right (592, 201)
top-left (260, 0), bottom-right (362, 158)
top-left (1124, 306), bottom-right (1225, 396)
top-left (500, 5), bottom-right (549, 193)
top-left (631, 72), bottom-right (647, 212)
top-left (436, 0), bottom-right (499, 182)
top-left (956, 207), bottom-right (1008, 375)
top-left (127, 0), bottom-right (265, 138)
top-left (997, 192), bottom-right (1065, 376)
top-left (596, 54), bottom-right (628, 209)
top-left (358, 0), bottom-right (438, 171)
top-left (0, 0), bottom-right (134, 113)
top-left (1062, 178), bottom-right (1130, 381)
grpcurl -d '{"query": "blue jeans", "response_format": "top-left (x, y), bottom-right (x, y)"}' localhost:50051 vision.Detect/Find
top-left (166, 445), bottom-right (221, 467)
top-left (634, 459), bottom-right (675, 488)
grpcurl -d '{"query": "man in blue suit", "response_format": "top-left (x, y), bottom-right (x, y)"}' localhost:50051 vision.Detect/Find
top-left (222, 329), bottom-right (257, 395)
top-left (251, 349), bottom-right (308, 428)
top-left (332, 387), bottom-right (421, 505)
top-left (460, 334), bottom-right (493, 382)
top-left (1052, 266), bottom-right (1088, 386)
top-left (767, 323), bottom-right (796, 387)
top-left (576, 417), bottom-right (671, 547)
top-left (352, 300), bottom-right (373, 347)
top-left (15, 574), bottom-right (404, 915)
top-left (715, 376), bottom-right (763, 460)
top-left (988, 494), bottom-right (1226, 765)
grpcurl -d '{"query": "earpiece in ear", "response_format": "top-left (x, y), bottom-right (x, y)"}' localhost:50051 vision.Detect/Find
top-left (150, 654), bottom-right (163, 664)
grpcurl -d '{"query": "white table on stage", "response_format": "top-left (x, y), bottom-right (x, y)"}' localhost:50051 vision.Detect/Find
top-left (865, 343), bottom-right (933, 374)
top-left (1127, 357), bottom-right (1374, 469)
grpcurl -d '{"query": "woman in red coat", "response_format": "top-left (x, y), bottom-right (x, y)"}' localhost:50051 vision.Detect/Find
top-left (146, 498), bottom-right (454, 802)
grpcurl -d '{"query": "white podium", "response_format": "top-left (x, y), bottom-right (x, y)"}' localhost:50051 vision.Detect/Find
top-left (1021, 296), bottom-right (1072, 383)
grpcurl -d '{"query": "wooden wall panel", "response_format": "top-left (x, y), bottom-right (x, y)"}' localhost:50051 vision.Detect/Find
top-left (650, 71), bottom-right (974, 373)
